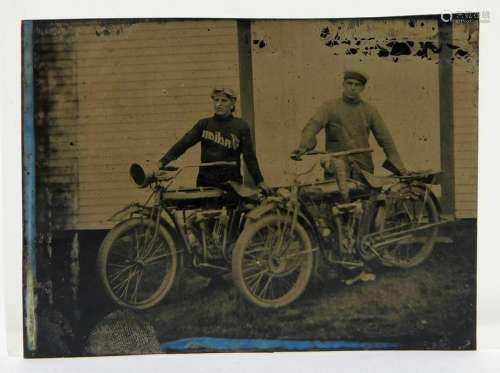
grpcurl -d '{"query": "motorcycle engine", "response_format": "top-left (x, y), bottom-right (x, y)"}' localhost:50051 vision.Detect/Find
top-left (186, 208), bottom-right (230, 259)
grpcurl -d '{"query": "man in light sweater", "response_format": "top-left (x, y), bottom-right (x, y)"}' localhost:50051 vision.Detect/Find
top-left (292, 70), bottom-right (407, 177)
top-left (292, 70), bottom-right (407, 284)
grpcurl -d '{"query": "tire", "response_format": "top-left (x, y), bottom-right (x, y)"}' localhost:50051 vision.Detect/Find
top-left (97, 217), bottom-right (180, 310)
top-left (361, 185), bottom-right (439, 268)
top-left (232, 214), bottom-right (314, 308)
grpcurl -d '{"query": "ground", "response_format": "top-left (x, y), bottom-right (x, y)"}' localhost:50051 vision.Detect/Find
top-left (140, 221), bottom-right (475, 350)
top-left (38, 220), bottom-right (476, 357)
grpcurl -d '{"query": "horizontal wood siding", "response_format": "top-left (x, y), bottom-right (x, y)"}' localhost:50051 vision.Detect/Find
top-left (452, 22), bottom-right (478, 218)
top-left (34, 22), bottom-right (80, 231)
top-left (39, 20), bottom-right (240, 229)
top-left (251, 19), bottom-right (441, 187)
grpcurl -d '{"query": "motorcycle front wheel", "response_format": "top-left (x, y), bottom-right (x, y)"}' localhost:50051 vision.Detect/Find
top-left (97, 217), bottom-right (180, 310)
top-left (232, 214), bottom-right (314, 308)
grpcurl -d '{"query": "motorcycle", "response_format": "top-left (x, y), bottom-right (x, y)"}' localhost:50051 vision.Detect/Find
top-left (97, 161), bottom-right (261, 310)
top-left (231, 148), bottom-right (451, 308)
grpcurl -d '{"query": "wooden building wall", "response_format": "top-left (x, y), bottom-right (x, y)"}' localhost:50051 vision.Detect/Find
top-left (251, 18), bottom-right (478, 218)
top-left (451, 22), bottom-right (478, 219)
top-left (35, 18), bottom-right (478, 232)
top-left (35, 20), bottom-right (241, 230)
top-left (251, 19), bottom-right (441, 186)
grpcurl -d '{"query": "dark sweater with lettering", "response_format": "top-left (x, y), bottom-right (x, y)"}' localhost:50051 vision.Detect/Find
top-left (160, 114), bottom-right (264, 187)
top-left (299, 94), bottom-right (406, 173)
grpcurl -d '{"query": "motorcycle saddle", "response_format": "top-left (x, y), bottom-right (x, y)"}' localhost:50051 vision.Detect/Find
top-left (359, 169), bottom-right (397, 189)
top-left (226, 180), bottom-right (260, 199)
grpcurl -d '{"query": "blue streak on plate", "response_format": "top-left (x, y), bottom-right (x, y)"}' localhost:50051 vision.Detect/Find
top-left (161, 337), bottom-right (398, 351)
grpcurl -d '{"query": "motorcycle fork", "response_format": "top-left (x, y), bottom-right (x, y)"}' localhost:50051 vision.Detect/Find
top-left (138, 205), bottom-right (162, 260)
top-left (273, 187), bottom-right (300, 257)
top-left (331, 202), bottom-right (364, 256)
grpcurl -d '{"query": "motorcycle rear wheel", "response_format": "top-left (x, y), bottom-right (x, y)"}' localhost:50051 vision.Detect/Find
top-left (361, 185), bottom-right (439, 268)
top-left (232, 214), bottom-right (314, 308)
top-left (97, 217), bottom-right (180, 310)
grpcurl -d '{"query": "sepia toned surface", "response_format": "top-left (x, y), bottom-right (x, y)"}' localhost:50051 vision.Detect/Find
top-left (23, 16), bottom-right (478, 357)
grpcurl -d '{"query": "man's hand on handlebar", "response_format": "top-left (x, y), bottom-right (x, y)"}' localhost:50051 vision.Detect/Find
top-left (257, 181), bottom-right (272, 195)
top-left (157, 160), bottom-right (166, 170)
top-left (290, 147), bottom-right (307, 161)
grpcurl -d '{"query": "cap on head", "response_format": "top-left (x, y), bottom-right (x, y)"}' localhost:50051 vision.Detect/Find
top-left (211, 87), bottom-right (237, 101)
top-left (343, 70), bottom-right (368, 85)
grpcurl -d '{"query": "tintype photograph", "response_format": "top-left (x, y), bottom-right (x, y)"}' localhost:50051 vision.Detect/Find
top-left (22, 15), bottom-right (478, 357)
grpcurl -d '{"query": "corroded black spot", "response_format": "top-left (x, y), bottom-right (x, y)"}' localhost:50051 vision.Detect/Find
top-left (408, 41), bottom-right (414, 47)
top-left (415, 41), bottom-right (442, 58)
top-left (393, 57), bottom-right (399, 63)
top-left (253, 40), bottom-right (259, 45)
top-left (355, 40), bottom-right (361, 46)
top-left (377, 46), bottom-right (390, 57)
top-left (349, 48), bottom-right (358, 55)
top-left (390, 42), bottom-right (412, 56)
top-left (409, 19), bottom-right (416, 27)
top-left (320, 27), bottom-right (330, 38)
top-left (325, 40), bottom-right (334, 47)
top-left (447, 43), bottom-right (460, 49)
top-left (341, 40), bottom-right (351, 45)
top-left (258, 40), bottom-right (266, 48)
top-left (455, 49), bottom-right (469, 57)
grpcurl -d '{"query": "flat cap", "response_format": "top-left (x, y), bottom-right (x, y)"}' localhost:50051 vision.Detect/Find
top-left (344, 70), bottom-right (368, 85)
top-left (210, 87), bottom-right (237, 101)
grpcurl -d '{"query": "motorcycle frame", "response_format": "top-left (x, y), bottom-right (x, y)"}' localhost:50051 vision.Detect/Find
top-left (109, 179), bottom-right (253, 272)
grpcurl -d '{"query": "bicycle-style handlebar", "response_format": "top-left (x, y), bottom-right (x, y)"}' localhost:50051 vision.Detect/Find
top-left (131, 161), bottom-right (238, 188)
top-left (156, 161), bottom-right (238, 182)
top-left (291, 147), bottom-right (373, 161)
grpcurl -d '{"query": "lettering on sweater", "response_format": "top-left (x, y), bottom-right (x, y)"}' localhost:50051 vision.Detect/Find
top-left (202, 130), bottom-right (240, 150)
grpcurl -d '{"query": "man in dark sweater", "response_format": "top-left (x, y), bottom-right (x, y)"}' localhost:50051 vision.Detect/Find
top-left (159, 87), bottom-right (269, 191)
top-left (293, 70), bottom-right (407, 176)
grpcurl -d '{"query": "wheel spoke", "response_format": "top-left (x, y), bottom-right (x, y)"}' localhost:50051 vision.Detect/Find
top-left (108, 263), bottom-right (130, 269)
top-left (144, 253), bottom-right (169, 265)
top-left (108, 264), bottom-right (135, 284)
top-left (242, 261), bottom-right (265, 273)
top-left (132, 270), bottom-right (143, 303)
top-left (111, 268), bottom-right (135, 293)
top-left (249, 272), bottom-right (265, 294)
top-left (120, 269), bottom-right (138, 300)
top-left (143, 240), bottom-right (166, 260)
top-left (258, 274), bottom-right (274, 299)
top-left (244, 269), bottom-right (267, 281)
